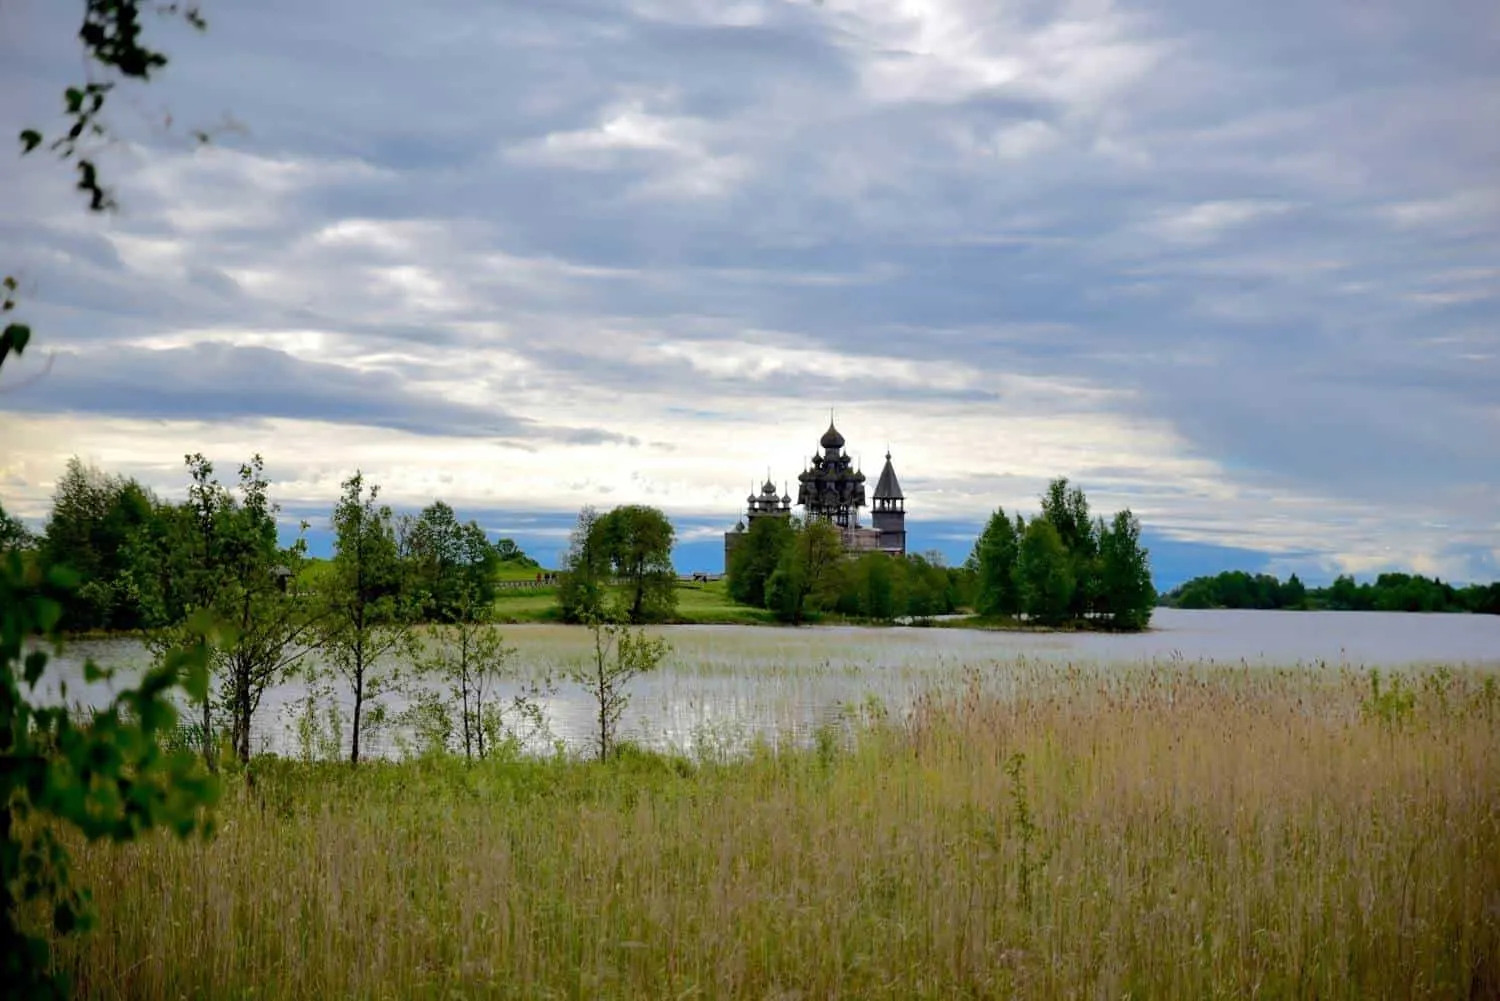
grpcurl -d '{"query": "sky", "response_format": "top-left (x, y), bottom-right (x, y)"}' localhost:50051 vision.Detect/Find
top-left (1, 0), bottom-right (1497, 586)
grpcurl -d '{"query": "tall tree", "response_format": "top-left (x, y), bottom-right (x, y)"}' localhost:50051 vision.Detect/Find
top-left (142, 455), bottom-right (315, 764)
top-left (972, 507), bottom-right (1023, 617)
top-left (726, 515), bottom-right (794, 608)
top-left (216, 458), bottom-right (317, 762)
top-left (399, 501), bottom-right (499, 622)
top-left (317, 473), bottom-right (408, 763)
top-left (766, 519), bottom-right (843, 625)
top-left (1041, 477), bottom-right (1099, 618)
top-left (557, 506), bottom-right (610, 624)
top-left (598, 504), bottom-right (678, 623)
top-left (165, 453), bottom-right (234, 763)
top-left (41, 457), bottom-right (158, 631)
top-left (1097, 509), bottom-right (1155, 631)
top-left (1017, 519), bottom-right (1075, 626)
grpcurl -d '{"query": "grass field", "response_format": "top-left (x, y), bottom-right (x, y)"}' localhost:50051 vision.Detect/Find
top-left (491, 577), bottom-right (772, 626)
top-left (50, 662), bottom-right (1500, 999)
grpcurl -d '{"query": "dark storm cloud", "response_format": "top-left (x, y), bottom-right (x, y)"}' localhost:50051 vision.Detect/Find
top-left (0, 342), bottom-right (634, 447)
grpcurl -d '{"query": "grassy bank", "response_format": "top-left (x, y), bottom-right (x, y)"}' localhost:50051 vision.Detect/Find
top-left (49, 662), bottom-right (1500, 999)
top-left (491, 577), bottom-right (774, 626)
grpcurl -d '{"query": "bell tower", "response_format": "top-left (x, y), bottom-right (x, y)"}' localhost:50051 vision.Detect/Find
top-left (871, 450), bottom-right (906, 556)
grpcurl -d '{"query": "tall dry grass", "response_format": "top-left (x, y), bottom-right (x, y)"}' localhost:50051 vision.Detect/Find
top-left (52, 662), bottom-right (1500, 999)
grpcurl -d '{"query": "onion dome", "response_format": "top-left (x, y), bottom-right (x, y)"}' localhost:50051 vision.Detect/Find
top-left (819, 421), bottom-right (845, 450)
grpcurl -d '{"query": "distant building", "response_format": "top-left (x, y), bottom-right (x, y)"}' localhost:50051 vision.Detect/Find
top-left (724, 418), bottom-right (907, 567)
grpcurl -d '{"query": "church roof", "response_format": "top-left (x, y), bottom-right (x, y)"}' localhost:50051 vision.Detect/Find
top-left (873, 451), bottom-right (903, 500)
top-left (819, 421), bottom-right (845, 449)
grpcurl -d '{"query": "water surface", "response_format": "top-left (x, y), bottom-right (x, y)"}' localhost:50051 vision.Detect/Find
top-left (40, 609), bottom-right (1500, 758)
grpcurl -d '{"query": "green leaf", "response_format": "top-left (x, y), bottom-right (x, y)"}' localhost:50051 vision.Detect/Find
top-left (47, 564), bottom-right (80, 589)
top-left (65, 86), bottom-right (85, 113)
top-left (19, 128), bottom-right (43, 153)
top-left (2, 321), bottom-right (31, 363)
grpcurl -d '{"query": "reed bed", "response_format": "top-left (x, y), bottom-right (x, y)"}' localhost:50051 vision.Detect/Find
top-left (51, 661), bottom-right (1500, 999)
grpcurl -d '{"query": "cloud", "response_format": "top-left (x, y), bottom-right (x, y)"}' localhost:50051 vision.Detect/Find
top-left (1, 0), bottom-right (1497, 582)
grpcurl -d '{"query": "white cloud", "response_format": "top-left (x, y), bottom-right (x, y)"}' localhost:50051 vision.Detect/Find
top-left (1147, 200), bottom-right (1295, 244)
top-left (2, 0), bottom-right (1497, 580)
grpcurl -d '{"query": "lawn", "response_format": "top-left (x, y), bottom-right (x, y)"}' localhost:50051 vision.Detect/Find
top-left (50, 662), bottom-right (1500, 999)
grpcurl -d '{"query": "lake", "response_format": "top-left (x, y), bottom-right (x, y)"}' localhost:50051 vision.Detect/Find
top-left (37, 609), bottom-right (1500, 759)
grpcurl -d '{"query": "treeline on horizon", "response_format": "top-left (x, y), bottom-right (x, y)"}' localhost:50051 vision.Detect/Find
top-left (1161, 570), bottom-right (1500, 615)
top-left (724, 476), bottom-right (1156, 630)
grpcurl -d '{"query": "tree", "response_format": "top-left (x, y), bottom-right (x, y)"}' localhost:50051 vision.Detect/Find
top-left (1017, 519), bottom-right (1075, 626)
top-left (317, 473), bottom-right (409, 764)
top-left (1041, 478), bottom-right (1099, 618)
top-left (726, 515), bottom-right (793, 608)
top-left (140, 453), bottom-right (233, 764)
top-left (5, 8), bottom-right (219, 994)
top-left (213, 458), bottom-right (316, 763)
top-left (557, 506), bottom-right (610, 623)
top-left (853, 552), bottom-right (898, 620)
top-left (414, 581), bottom-right (535, 762)
top-left (493, 537), bottom-right (536, 567)
top-left (766, 519), bottom-right (843, 625)
top-left (400, 501), bottom-right (499, 622)
top-left (567, 619), bottom-right (669, 761)
top-left (1097, 509), bottom-right (1155, 631)
top-left (40, 458), bottom-right (159, 631)
top-left (0, 502), bottom-right (31, 554)
top-left (598, 504), bottom-right (677, 623)
top-left (1278, 573), bottom-right (1307, 609)
top-left (972, 507), bottom-right (1023, 617)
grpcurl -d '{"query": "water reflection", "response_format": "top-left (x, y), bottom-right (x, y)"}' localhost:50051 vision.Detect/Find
top-left (36, 609), bottom-right (1500, 759)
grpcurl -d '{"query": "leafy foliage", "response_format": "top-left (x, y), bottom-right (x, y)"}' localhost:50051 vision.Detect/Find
top-left (1, 319), bottom-right (218, 1000)
top-left (765, 519), bottom-right (844, 624)
top-left (314, 473), bottom-right (410, 763)
top-left (971, 508), bottom-right (1023, 617)
top-left (18, 1), bottom-right (209, 212)
top-left (141, 455), bottom-right (316, 764)
top-left (557, 507), bottom-right (610, 624)
top-left (970, 479), bottom-right (1155, 630)
top-left (38, 458), bottom-right (159, 632)
top-left (726, 515), bottom-right (793, 608)
top-left (0, 500), bottom-right (35, 555)
top-left (1161, 570), bottom-right (1499, 614)
top-left (557, 504), bottom-right (678, 624)
top-left (597, 504), bottom-right (677, 623)
top-left (1097, 510), bottom-right (1155, 630)
top-left (568, 618), bottom-right (669, 761)
top-left (397, 502), bottom-right (501, 622)
top-left (411, 579), bottom-right (550, 762)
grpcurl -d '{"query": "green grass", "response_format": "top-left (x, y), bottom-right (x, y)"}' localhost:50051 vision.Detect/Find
top-left (666, 578), bottom-right (775, 625)
top-left (494, 561), bottom-right (549, 582)
top-left (49, 662), bottom-right (1500, 999)
top-left (490, 578), bottom-right (774, 626)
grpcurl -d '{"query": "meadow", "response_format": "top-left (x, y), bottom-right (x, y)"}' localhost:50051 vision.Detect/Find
top-left (50, 659), bottom-right (1500, 1000)
top-left (487, 577), bottom-right (775, 626)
